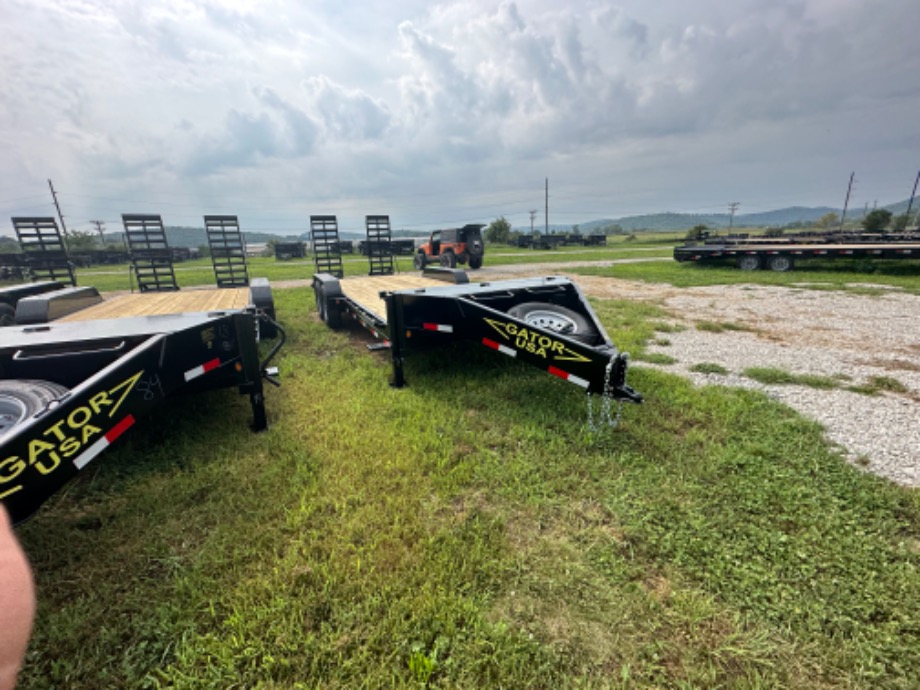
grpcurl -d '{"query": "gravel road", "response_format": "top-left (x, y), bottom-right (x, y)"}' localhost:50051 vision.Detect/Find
top-left (475, 261), bottom-right (920, 487)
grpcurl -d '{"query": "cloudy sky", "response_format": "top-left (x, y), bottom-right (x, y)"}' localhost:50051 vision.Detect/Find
top-left (1, 0), bottom-right (918, 236)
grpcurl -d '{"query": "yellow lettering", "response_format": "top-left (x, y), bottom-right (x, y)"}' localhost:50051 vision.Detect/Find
top-left (0, 457), bottom-right (26, 483)
top-left (33, 450), bottom-right (61, 475)
top-left (80, 424), bottom-right (101, 444)
top-left (552, 340), bottom-right (564, 354)
top-left (59, 437), bottom-right (81, 458)
top-left (89, 391), bottom-right (113, 414)
top-left (68, 406), bottom-right (92, 428)
top-left (28, 438), bottom-right (55, 466)
top-left (43, 419), bottom-right (68, 442)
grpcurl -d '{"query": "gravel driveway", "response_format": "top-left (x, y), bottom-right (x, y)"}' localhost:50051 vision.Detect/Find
top-left (476, 261), bottom-right (920, 487)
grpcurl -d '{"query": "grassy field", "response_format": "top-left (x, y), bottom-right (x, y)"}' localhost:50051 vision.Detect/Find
top-left (12, 239), bottom-right (920, 688)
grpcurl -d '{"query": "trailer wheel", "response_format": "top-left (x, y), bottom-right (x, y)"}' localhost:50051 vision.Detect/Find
top-left (737, 255), bottom-right (762, 271)
top-left (469, 256), bottom-right (483, 269)
top-left (0, 303), bottom-right (15, 327)
top-left (507, 302), bottom-right (598, 343)
top-left (767, 255), bottom-right (794, 272)
top-left (315, 284), bottom-right (343, 329)
top-left (0, 380), bottom-right (69, 437)
top-left (413, 252), bottom-right (427, 270)
top-left (314, 286), bottom-right (327, 322)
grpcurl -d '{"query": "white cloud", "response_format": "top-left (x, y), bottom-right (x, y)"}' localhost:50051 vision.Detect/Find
top-left (1, 0), bottom-right (918, 232)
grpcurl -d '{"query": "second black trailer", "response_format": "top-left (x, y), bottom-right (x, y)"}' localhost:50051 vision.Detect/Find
top-left (313, 269), bottom-right (642, 404)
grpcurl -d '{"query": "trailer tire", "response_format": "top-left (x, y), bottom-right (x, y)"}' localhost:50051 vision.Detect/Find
top-left (413, 252), bottom-right (427, 270)
top-left (0, 303), bottom-right (15, 327)
top-left (507, 302), bottom-right (598, 344)
top-left (737, 255), bottom-right (762, 271)
top-left (314, 286), bottom-right (327, 322)
top-left (767, 255), bottom-right (794, 272)
top-left (0, 380), bottom-right (69, 437)
top-left (469, 256), bottom-right (483, 269)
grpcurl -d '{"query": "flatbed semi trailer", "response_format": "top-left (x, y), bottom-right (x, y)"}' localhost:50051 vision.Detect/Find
top-left (0, 279), bottom-right (282, 524)
top-left (313, 269), bottom-right (642, 404)
top-left (674, 241), bottom-right (920, 271)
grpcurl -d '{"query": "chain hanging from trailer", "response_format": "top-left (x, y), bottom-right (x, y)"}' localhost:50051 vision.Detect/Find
top-left (122, 214), bottom-right (179, 292)
top-left (12, 217), bottom-right (77, 286)
top-left (365, 215), bottom-right (395, 276)
top-left (204, 215), bottom-right (250, 287)
top-left (310, 215), bottom-right (344, 278)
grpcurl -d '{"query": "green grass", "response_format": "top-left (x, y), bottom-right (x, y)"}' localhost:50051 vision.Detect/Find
top-left (573, 257), bottom-right (920, 294)
top-left (15, 288), bottom-right (920, 689)
top-left (690, 362), bottom-right (730, 375)
top-left (743, 367), bottom-right (842, 390)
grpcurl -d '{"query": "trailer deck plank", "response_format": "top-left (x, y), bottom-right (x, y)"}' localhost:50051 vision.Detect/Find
top-left (338, 274), bottom-right (449, 320)
top-left (59, 288), bottom-right (251, 322)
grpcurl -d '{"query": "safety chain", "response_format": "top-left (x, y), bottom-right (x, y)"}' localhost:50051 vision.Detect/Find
top-left (586, 356), bottom-right (625, 433)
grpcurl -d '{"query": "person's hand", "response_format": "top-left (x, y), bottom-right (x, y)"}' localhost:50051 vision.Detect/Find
top-left (0, 506), bottom-right (35, 690)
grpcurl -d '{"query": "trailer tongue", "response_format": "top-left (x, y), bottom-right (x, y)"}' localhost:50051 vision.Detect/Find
top-left (313, 268), bottom-right (642, 406)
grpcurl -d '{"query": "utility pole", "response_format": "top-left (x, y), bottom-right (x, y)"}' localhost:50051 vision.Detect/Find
top-left (48, 179), bottom-right (69, 237)
top-left (839, 172), bottom-right (854, 231)
top-left (728, 202), bottom-right (740, 229)
top-left (545, 178), bottom-right (549, 236)
top-left (529, 209), bottom-right (537, 234)
top-left (906, 169), bottom-right (919, 223)
top-left (91, 219), bottom-right (106, 245)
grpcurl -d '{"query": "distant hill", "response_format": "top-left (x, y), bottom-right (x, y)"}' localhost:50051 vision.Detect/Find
top-left (521, 200), bottom-right (915, 234)
top-left (98, 226), bottom-right (303, 249)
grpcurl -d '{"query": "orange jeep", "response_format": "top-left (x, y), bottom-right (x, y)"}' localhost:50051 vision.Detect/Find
top-left (414, 224), bottom-right (485, 270)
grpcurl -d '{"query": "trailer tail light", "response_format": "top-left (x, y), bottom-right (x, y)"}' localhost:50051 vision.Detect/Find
top-left (184, 357), bottom-right (221, 382)
top-left (423, 323), bottom-right (454, 333)
top-left (548, 365), bottom-right (590, 389)
top-left (482, 338), bottom-right (516, 358)
top-left (74, 415), bottom-right (136, 470)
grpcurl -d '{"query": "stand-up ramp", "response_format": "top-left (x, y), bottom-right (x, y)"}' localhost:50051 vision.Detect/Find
top-left (12, 217), bottom-right (77, 286)
top-left (204, 215), bottom-right (249, 287)
top-left (310, 215), bottom-right (344, 278)
top-left (365, 215), bottom-right (395, 276)
top-left (122, 214), bottom-right (179, 292)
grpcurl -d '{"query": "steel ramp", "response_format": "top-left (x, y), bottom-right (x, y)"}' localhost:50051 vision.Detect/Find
top-left (310, 215), bottom-right (344, 278)
top-left (204, 215), bottom-right (249, 287)
top-left (365, 215), bottom-right (395, 276)
top-left (12, 217), bottom-right (77, 286)
top-left (122, 214), bottom-right (179, 292)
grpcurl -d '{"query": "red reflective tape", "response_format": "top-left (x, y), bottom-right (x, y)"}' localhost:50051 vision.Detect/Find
top-left (548, 365), bottom-right (568, 380)
top-left (423, 323), bottom-right (438, 331)
top-left (105, 415), bottom-right (136, 443)
top-left (203, 358), bottom-right (221, 373)
top-left (483, 338), bottom-right (500, 350)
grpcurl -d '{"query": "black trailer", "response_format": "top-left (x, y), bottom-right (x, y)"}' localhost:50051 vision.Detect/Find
top-left (313, 269), bottom-right (641, 404)
top-left (0, 280), bottom-right (283, 524)
top-left (674, 240), bottom-right (920, 271)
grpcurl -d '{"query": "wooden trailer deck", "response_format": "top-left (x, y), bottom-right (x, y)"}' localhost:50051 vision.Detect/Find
top-left (59, 287), bottom-right (252, 322)
top-left (338, 274), bottom-right (450, 320)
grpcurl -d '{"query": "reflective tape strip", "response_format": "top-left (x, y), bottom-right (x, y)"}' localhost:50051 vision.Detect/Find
top-left (548, 365), bottom-right (590, 389)
top-left (423, 323), bottom-right (454, 333)
top-left (482, 338), bottom-right (516, 357)
top-left (74, 415), bottom-right (136, 470)
top-left (184, 357), bottom-right (221, 382)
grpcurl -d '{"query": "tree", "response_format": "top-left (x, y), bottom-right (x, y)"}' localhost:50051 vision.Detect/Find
top-left (891, 213), bottom-right (910, 232)
top-left (684, 224), bottom-right (709, 242)
top-left (484, 216), bottom-right (512, 244)
top-left (862, 209), bottom-right (892, 232)
top-left (816, 212), bottom-right (839, 229)
top-left (65, 230), bottom-right (98, 252)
